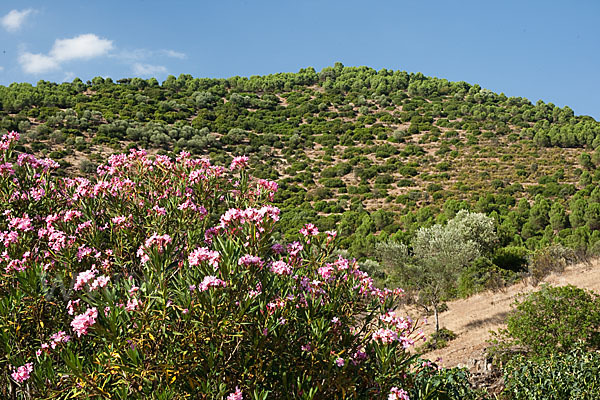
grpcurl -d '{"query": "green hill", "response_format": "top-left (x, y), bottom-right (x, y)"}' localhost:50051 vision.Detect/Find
top-left (1, 63), bottom-right (599, 261)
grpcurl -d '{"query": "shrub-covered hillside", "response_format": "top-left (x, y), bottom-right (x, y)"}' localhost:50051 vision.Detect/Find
top-left (1, 64), bottom-right (599, 260)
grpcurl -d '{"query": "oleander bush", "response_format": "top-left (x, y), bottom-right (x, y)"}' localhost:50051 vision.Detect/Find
top-left (0, 131), bottom-right (483, 399)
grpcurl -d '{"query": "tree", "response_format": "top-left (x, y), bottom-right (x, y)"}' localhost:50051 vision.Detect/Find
top-left (579, 152), bottom-right (594, 170)
top-left (528, 196), bottom-right (550, 232)
top-left (377, 211), bottom-right (497, 334)
top-left (549, 202), bottom-right (568, 231)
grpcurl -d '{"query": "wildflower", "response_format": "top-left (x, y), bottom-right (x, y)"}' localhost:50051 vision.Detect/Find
top-left (287, 241), bottom-right (303, 257)
top-left (89, 275), bottom-right (110, 291)
top-left (271, 243), bottom-right (285, 254)
top-left (67, 299), bottom-right (80, 315)
top-left (238, 254), bottom-right (263, 268)
top-left (63, 210), bottom-right (82, 222)
top-left (318, 265), bottom-right (335, 281)
top-left (335, 357), bottom-right (345, 367)
top-left (125, 298), bottom-right (140, 312)
top-left (152, 205), bottom-right (166, 215)
top-left (111, 215), bottom-right (128, 226)
top-left (128, 285), bottom-right (139, 296)
top-left (301, 343), bottom-right (313, 352)
top-left (11, 363), bottom-right (33, 383)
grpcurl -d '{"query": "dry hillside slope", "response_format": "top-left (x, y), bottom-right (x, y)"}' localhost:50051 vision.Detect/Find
top-left (403, 258), bottom-right (600, 368)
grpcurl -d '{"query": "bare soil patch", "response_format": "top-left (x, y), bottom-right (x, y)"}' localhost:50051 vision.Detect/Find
top-left (397, 258), bottom-right (600, 368)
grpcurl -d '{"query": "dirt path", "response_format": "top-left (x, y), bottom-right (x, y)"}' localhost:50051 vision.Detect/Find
top-left (400, 259), bottom-right (600, 368)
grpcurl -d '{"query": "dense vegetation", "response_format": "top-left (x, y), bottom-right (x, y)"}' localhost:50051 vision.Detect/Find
top-left (2, 64), bottom-right (600, 397)
top-left (1, 64), bottom-right (599, 268)
top-left (489, 285), bottom-right (600, 398)
top-left (0, 132), bottom-right (487, 399)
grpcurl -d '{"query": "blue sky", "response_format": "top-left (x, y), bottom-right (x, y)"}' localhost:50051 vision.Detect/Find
top-left (0, 0), bottom-right (598, 119)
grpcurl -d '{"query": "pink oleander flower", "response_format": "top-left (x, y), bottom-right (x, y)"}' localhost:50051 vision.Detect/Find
top-left (287, 241), bottom-right (303, 257)
top-left (270, 260), bottom-right (291, 276)
top-left (189, 247), bottom-right (221, 268)
top-left (70, 307), bottom-right (98, 337)
top-left (11, 362), bottom-right (33, 383)
top-left (248, 282), bottom-right (262, 298)
top-left (301, 342), bottom-right (313, 352)
top-left (230, 155), bottom-right (249, 171)
top-left (198, 275), bottom-right (227, 291)
top-left (67, 299), bottom-right (80, 315)
top-left (318, 265), bottom-right (335, 281)
top-left (126, 298), bottom-right (140, 312)
top-left (300, 223), bottom-right (319, 237)
top-left (73, 268), bottom-right (98, 291)
top-left (388, 387), bottom-right (410, 400)
top-left (111, 215), bottom-right (128, 226)
top-left (128, 285), bottom-right (139, 296)
top-left (333, 256), bottom-right (350, 271)
top-left (227, 386), bottom-right (243, 400)
top-left (50, 331), bottom-right (70, 344)
top-left (372, 328), bottom-right (399, 344)
top-left (238, 254), bottom-right (263, 268)
top-left (63, 209), bottom-right (82, 222)
top-left (9, 214), bottom-right (32, 232)
top-left (152, 205), bottom-right (166, 215)
top-left (89, 275), bottom-right (110, 291)
top-left (0, 162), bottom-right (14, 176)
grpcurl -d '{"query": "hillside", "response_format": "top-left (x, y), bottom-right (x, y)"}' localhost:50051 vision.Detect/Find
top-left (412, 257), bottom-right (600, 368)
top-left (1, 64), bottom-right (600, 259)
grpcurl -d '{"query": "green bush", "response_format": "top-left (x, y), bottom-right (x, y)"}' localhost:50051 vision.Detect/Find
top-left (488, 285), bottom-right (600, 361)
top-left (503, 348), bottom-right (600, 400)
top-left (410, 362), bottom-right (486, 400)
top-left (527, 244), bottom-right (577, 285)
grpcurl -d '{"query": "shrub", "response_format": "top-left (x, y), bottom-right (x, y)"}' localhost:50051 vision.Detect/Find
top-left (503, 348), bottom-right (600, 400)
top-left (420, 328), bottom-right (457, 351)
top-left (0, 131), bottom-right (450, 399)
top-left (411, 362), bottom-right (486, 400)
top-left (488, 284), bottom-right (600, 361)
top-left (527, 244), bottom-right (577, 285)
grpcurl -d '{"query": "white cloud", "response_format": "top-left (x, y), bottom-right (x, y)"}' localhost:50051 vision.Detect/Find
top-left (1, 9), bottom-right (35, 32)
top-left (19, 33), bottom-right (113, 75)
top-left (162, 49), bottom-right (186, 59)
top-left (132, 63), bottom-right (167, 76)
top-left (0, 66), bottom-right (4, 72)
top-left (18, 52), bottom-right (59, 74)
top-left (50, 34), bottom-right (113, 61)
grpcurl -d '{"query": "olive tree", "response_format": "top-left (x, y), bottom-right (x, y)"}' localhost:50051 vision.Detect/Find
top-left (377, 210), bottom-right (497, 333)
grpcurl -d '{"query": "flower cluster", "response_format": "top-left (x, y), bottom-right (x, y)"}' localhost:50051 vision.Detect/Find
top-left (388, 387), bottom-right (410, 400)
top-left (189, 247), bottom-right (221, 269)
top-left (198, 275), bottom-right (227, 292)
top-left (11, 362), bottom-right (33, 384)
top-left (70, 307), bottom-right (98, 337)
